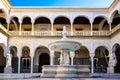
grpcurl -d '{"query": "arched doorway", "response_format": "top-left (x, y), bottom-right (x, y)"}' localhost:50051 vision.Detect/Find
top-left (34, 46), bottom-right (50, 73)
top-left (39, 53), bottom-right (50, 72)
top-left (10, 46), bottom-right (18, 73)
top-left (113, 44), bottom-right (120, 73)
top-left (94, 46), bottom-right (109, 73)
top-left (0, 46), bottom-right (6, 73)
top-left (74, 46), bottom-right (90, 65)
top-left (21, 46), bottom-right (31, 73)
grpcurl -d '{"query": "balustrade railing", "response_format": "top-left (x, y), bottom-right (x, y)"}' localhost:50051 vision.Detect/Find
top-left (8, 31), bottom-right (19, 36)
top-left (55, 31), bottom-right (71, 36)
top-left (21, 31), bottom-right (32, 36)
top-left (34, 31), bottom-right (51, 36)
top-left (92, 31), bottom-right (110, 36)
top-left (7, 23), bottom-right (120, 37)
top-left (111, 24), bottom-right (120, 34)
top-left (74, 31), bottom-right (91, 36)
top-left (0, 24), bottom-right (7, 32)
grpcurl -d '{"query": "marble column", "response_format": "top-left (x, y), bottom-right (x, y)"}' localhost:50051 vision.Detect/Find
top-left (109, 22), bottom-right (112, 31)
top-left (31, 56), bottom-right (33, 74)
top-left (90, 22), bottom-right (93, 35)
top-left (18, 56), bottom-right (21, 73)
top-left (50, 51), bottom-right (54, 65)
top-left (90, 53), bottom-right (95, 73)
top-left (51, 23), bottom-right (54, 35)
top-left (19, 22), bottom-right (22, 35)
top-left (7, 23), bottom-right (10, 31)
top-left (70, 51), bottom-right (75, 65)
top-left (71, 23), bottom-right (73, 36)
top-left (32, 22), bottom-right (34, 35)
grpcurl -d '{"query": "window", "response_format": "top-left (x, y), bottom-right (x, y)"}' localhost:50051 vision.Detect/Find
top-left (22, 58), bottom-right (30, 69)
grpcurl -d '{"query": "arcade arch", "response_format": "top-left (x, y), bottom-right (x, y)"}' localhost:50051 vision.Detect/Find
top-left (0, 45), bottom-right (6, 73)
top-left (33, 46), bottom-right (50, 73)
top-left (112, 43), bottom-right (120, 73)
top-left (94, 46), bottom-right (109, 73)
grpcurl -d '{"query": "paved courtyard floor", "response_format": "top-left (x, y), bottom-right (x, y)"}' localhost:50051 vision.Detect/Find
top-left (0, 73), bottom-right (120, 80)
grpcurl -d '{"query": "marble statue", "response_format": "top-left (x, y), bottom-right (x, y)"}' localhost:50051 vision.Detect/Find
top-left (109, 54), bottom-right (117, 67)
top-left (62, 26), bottom-right (67, 39)
top-left (6, 51), bottom-right (12, 67)
top-left (5, 51), bottom-right (12, 73)
top-left (60, 50), bottom-right (70, 65)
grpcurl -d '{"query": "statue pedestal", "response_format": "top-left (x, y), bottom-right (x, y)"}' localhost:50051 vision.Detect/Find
top-left (107, 66), bottom-right (114, 73)
top-left (41, 65), bottom-right (90, 78)
top-left (5, 66), bottom-right (12, 73)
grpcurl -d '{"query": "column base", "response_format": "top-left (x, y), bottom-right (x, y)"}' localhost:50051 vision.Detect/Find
top-left (107, 67), bottom-right (114, 73)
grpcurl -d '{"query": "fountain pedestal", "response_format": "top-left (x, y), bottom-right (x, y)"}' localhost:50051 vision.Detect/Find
top-left (41, 26), bottom-right (90, 78)
top-left (41, 65), bottom-right (90, 78)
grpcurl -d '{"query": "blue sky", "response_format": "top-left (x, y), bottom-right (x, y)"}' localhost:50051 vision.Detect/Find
top-left (9, 0), bottom-right (114, 7)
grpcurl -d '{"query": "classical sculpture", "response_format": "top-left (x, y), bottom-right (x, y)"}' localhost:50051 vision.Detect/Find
top-left (109, 54), bottom-right (117, 67)
top-left (60, 50), bottom-right (70, 65)
top-left (6, 51), bottom-right (12, 67)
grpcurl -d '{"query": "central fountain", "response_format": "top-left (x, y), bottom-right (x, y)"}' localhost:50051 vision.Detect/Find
top-left (41, 26), bottom-right (90, 78)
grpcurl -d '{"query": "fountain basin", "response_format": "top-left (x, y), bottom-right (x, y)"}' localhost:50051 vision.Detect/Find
top-left (41, 65), bottom-right (90, 78)
top-left (49, 39), bottom-right (81, 52)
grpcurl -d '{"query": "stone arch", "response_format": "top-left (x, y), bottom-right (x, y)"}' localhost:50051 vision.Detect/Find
top-left (110, 10), bottom-right (119, 21)
top-left (21, 16), bottom-right (31, 23)
top-left (53, 16), bottom-right (70, 35)
top-left (112, 43), bottom-right (120, 73)
top-left (9, 46), bottom-right (18, 73)
top-left (73, 16), bottom-right (91, 31)
top-left (54, 16), bottom-right (70, 24)
top-left (73, 15), bottom-right (91, 23)
top-left (9, 16), bottom-right (19, 31)
top-left (34, 17), bottom-right (51, 31)
top-left (74, 46), bottom-right (90, 65)
top-left (111, 11), bottom-right (120, 29)
top-left (0, 44), bottom-right (6, 73)
top-left (112, 43), bottom-right (120, 53)
top-left (33, 46), bottom-right (50, 73)
top-left (0, 17), bottom-right (7, 29)
top-left (94, 46), bottom-right (109, 73)
top-left (22, 16), bottom-right (32, 31)
top-left (35, 16), bottom-right (51, 23)
top-left (93, 16), bottom-right (109, 31)
top-left (93, 15), bottom-right (108, 22)
top-left (0, 8), bottom-right (7, 18)
top-left (20, 46), bottom-right (31, 73)
top-left (93, 44), bottom-right (110, 54)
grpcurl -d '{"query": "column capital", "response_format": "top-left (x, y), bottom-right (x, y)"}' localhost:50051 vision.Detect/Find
top-left (90, 20), bottom-right (93, 24)
top-left (50, 50), bottom-right (54, 57)
top-left (70, 51), bottom-right (75, 57)
top-left (31, 19), bottom-right (35, 24)
top-left (7, 19), bottom-right (10, 24)
top-left (107, 19), bottom-right (112, 24)
top-left (89, 53), bottom-right (95, 58)
top-left (19, 19), bottom-right (22, 24)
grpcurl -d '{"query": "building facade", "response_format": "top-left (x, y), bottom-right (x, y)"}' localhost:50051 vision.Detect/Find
top-left (0, 0), bottom-right (120, 74)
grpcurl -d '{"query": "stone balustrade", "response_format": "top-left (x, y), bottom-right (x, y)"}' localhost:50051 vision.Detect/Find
top-left (111, 24), bottom-right (120, 34)
top-left (3, 23), bottom-right (120, 37)
top-left (74, 31), bottom-right (91, 36)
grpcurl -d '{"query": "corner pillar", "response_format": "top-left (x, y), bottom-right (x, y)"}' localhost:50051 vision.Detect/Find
top-left (107, 53), bottom-right (116, 73)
